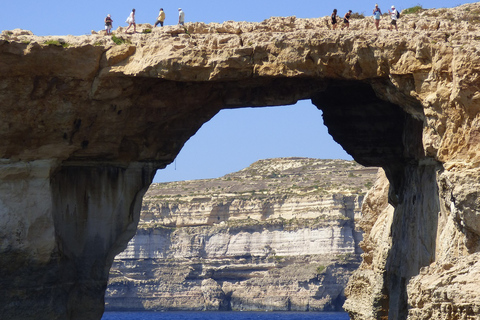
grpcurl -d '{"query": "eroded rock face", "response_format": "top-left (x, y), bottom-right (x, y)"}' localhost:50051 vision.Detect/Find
top-left (343, 169), bottom-right (394, 320)
top-left (0, 161), bottom-right (155, 319)
top-left (2, 2), bottom-right (480, 319)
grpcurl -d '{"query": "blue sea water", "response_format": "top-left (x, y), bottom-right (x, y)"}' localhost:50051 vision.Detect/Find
top-left (102, 311), bottom-right (350, 320)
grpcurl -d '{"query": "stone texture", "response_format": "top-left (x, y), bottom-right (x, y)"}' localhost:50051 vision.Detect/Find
top-left (105, 158), bottom-right (375, 311)
top-left (343, 169), bottom-right (394, 320)
top-left (407, 253), bottom-right (480, 319)
top-left (0, 161), bottom-right (155, 320)
top-left (1, 2), bottom-right (480, 319)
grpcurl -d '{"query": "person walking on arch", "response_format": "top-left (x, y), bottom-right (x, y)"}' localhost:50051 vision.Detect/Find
top-left (155, 8), bottom-right (166, 27)
top-left (343, 10), bottom-right (352, 29)
top-left (388, 5), bottom-right (399, 31)
top-left (331, 9), bottom-right (338, 30)
top-left (178, 8), bottom-right (185, 26)
top-left (373, 3), bottom-right (382, 30)
top-left (104, 14), bottom-right (113, 35)
top-left (125, 8), bottom-right (136, 33)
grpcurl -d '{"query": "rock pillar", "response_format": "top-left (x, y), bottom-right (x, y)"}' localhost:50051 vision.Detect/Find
top-left (0, 161), bottom-right (155, 320)
top-left (313, 80), bottom-right (439, 319)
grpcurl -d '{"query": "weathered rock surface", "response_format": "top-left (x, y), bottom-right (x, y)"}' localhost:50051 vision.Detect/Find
top-left (344, 168), bottom-right (394, 320)
top-left (105, 158), bottom-right (376, 311)
top-left (2, 2), bottom-right (480, 319)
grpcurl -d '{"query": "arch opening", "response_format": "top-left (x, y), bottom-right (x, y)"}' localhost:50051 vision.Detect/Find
top-left (153, 100), bottom-right (352, 183)
top-left (106, 78), bottom-right (435, 318)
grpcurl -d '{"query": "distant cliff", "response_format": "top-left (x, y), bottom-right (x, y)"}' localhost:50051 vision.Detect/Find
top-left (105, 158), bottom-right (377, 311)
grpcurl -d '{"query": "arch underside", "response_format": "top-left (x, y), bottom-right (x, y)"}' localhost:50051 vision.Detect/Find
top-left (0, 74), bottom-right (433, 320)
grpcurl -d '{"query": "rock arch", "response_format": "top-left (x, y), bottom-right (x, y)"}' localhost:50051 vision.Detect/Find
top-left (2, 6), bottom-right (480, 319)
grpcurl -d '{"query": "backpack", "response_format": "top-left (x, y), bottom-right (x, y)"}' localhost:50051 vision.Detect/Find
top-left (396, 10), bottom-right (400, 19)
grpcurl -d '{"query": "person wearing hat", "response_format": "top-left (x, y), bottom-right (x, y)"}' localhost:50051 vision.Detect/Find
top-left (104, 14), bottom-right (113, 35)
top-left (178, 8), bottom-right (185, 26)
top-left (388, 5), bottom-right (399, 31)
top-left (373, 3), bottom-right (382, 30)
top-left (155, 8), bottom-right (166, 27)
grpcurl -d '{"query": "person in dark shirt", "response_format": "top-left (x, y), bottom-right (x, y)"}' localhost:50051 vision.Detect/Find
top-left (104, 14), bottom-right (113, 35)
top-left (343, 10), bottom-right (352, 29)
top-left (331, 9), bottom-right (338, 30)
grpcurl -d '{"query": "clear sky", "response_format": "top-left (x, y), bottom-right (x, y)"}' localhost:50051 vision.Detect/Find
top-left (2, 0), bottom-right (472, 182)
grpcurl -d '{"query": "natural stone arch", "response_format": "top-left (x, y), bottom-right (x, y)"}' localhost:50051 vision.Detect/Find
top-left (3, 6), bottom-right (480, 319)
top-left (0, 74), bottom-right (429, 320)
top-left (312, 80), bottom-right (439, 320)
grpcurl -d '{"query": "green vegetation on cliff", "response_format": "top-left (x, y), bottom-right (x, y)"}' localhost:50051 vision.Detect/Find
top-left (146, 158), bottom-right (376, 205)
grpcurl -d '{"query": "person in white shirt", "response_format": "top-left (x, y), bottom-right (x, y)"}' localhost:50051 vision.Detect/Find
top-left (388, 5), bottom-right (398, 31)
top-left (178, 8), bottom-right (185, 26)
top-left (125, 9), bottom-right (136, 33)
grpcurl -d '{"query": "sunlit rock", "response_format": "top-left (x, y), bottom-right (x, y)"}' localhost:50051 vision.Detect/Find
top-left (2, 2), bottom-right (480, 319)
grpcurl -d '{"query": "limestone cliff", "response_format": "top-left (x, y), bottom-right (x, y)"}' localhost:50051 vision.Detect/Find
top-left (105, 158), bottom-right (376, 311)
top-left (2, 2), bottom-right (480, 319)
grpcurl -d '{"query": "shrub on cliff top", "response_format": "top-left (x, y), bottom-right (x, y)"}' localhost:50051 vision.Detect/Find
top-left (111, 35), bottom-right (125, 45)
top-left (350, 12), bottom-right (365, 19)
top-left (403, 5), bottom-right (424, 15)
top-left (44, 40), bottom-right (69, 48)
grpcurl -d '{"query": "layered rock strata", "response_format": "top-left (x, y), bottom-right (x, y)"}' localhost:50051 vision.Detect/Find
top-left (105, 158), bottom-right (376, 311)
top-left (2, 2), bottom-right (480, 319)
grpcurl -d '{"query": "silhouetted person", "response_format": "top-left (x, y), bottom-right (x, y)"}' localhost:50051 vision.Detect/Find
top-left (331, 9), bottom-right (338, 30)
top-left (343, 10), bottom-right (352, 29)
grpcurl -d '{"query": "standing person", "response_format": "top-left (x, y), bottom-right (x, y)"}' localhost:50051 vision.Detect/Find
top-left (104, 14), bottom-right (113, 35)
top-left (178, 8), bottom-right (185, 26)
top-left (155, 8), bottom-right (165, 27)
top-left (125, 8), bottom-right (136, 33)
top-left (373, 3), bottom-right (382, 30)
top-left (331, 9), bottom-right (338, 30)
top-left (388, 5), bottom-right (399, 31)
top-left (343, 10), bottom-right (352, 29)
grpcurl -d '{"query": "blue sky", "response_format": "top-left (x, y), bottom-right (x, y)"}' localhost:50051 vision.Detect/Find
top-left (2, 0), bottom-right (471, 182)
top-left (3, 1), bottom-right (471, 36)
top-left (161, 102), bottom-right (350, 182)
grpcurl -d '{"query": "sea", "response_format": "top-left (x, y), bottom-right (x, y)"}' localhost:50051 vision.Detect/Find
top-left (101, 311), bottom-right (350, 320)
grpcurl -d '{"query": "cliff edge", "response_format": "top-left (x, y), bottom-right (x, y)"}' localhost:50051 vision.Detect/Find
top-left (2, 3), bottom-right (480, 319)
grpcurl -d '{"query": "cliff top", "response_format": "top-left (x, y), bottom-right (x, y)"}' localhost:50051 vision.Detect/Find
top-left (138, 158), bottom-right (377, 229)
top-left (1, 2), bottom-right (480, 167)
top-left (146, 158), bottom-right (377, 202)
top-left (0, 2), bottom-right (480, 48)
top-left (3, 2), bottom-right (480, 49)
